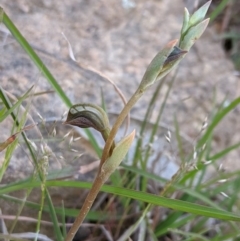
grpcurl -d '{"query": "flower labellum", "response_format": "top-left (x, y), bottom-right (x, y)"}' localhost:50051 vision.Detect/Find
top-left (64, 103), bottom-right (111, 142)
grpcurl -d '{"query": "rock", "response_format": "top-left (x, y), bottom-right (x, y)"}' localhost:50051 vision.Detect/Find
top-left (0, 0), bottom-right (239, 237)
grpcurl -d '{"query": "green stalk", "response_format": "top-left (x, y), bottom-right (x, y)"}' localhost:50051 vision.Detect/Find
top-left (100, 87), bottom-right (143, 163)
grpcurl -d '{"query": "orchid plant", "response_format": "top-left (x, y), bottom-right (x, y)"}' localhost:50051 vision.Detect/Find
top-left (0, 1), bottom-right (215, 240)
top-left (63, 1), bottom-right (211, 240)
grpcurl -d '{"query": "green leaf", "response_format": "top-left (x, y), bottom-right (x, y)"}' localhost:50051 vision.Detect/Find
top-left (180, 7), bottom-right (190, 36)
top-left (2, 180), bottom-right (240, 222)
top-left (0, 194), bottom-right (109, 221)
top-left (156, 213), bottom-right (193, 237)
top-left (210, 0), bottom-right (229, 22)
top-left (92, 183), bottom-right (240, 221)
top-left (208, 142), bottom-right (240, 161)
top-left (0, 106), bottom-right (6, 117)
top-left (180, 18), bottom-right (210, 50)
top-left (197, 96), bottom-right (240, 148)
top-left (189, 1), bottom-right (211, 27)
top-left (0, 7), bottom-right (3, 23)
top-left (44, 190), bottom-right (63, 241)
top-left (0, 86), bottom-right (34, 122)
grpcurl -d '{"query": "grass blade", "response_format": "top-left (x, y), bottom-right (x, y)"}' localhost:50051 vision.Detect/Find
top-left (2, 180), bottom-right (240, 222)
top-left (197, 96), bottom-right (240, 148)
top-left (0, 86), bottom-right (33, 122)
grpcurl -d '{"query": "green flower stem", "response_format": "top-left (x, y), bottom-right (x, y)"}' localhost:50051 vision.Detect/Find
top-left (68, 40), bottom-right (183, 239)
top-left (66, 130), bottom-right (135, 240)
top-left (65, 92), bottom-right (139, 237)
top-left (100, 87), bottom-right (143, 164)
top-left (65, 130), bottom-right (135, 241)
top-left (100, 40), bottom-right (180, 164)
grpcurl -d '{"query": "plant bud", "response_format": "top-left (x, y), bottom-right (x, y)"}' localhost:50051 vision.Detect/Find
top-left (139, 40), bottom-right (187, 92)
top-left (180, 1), bottom-right (211, 50)
top-left (101, 130), bottom-right (135, 179)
